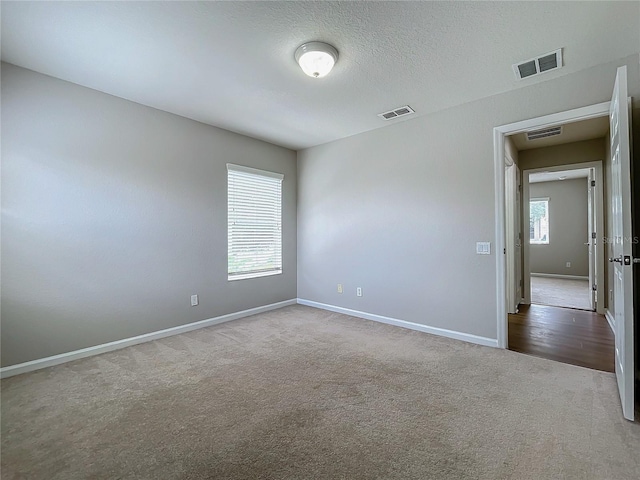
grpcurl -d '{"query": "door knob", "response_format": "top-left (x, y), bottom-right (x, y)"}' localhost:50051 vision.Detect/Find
top-left (609, 256), bottom-right (622, 263)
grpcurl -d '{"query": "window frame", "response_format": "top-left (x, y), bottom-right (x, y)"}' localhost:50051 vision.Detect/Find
top-left (227, 163), bottom-right (284, 281)
top-left (529, 197), bottom-right (550, 245)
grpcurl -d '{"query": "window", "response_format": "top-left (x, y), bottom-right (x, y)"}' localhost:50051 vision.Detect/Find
top-left (530, 198), bottom-right (549, 244)
top-left (227, 164), bottom-right (283, 280)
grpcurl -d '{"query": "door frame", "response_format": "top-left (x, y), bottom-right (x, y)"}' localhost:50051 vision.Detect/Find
top-left (588, 168), bottom-right (597, 311)
top-left (505, 161), bottom-right (521, 314)
top-left (493, 101), bottom-right (610, 348)
top-left (521, 161), bottom-right (604, 313)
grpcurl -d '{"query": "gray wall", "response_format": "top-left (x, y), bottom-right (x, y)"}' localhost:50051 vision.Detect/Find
top-left (1, 64), bottom-right (297, 367)
top-left (529, 179), bottom-right (589, 276)
top-left (518, 138), bottom-right (606, 171)
top-left (297, 54), bottom-right (639, 341)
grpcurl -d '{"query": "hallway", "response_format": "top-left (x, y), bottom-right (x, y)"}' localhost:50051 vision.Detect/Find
top-left (508, 304), bottom-right (614, 372)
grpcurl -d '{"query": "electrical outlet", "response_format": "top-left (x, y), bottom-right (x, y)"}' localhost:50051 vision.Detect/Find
top-left (356, 287), bottom-right (362, 297)
top-left (190, 294), bottom-right (199, 306)
top-left (566, 262), bottom-right (571, 268)
top-left (337, 284), bottom-right (343, 294)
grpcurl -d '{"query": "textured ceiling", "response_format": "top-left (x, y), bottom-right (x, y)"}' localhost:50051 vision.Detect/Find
top-left (2, 1), bottom-right (639, 150)
top-left (511, 116), bottom-right (610, 151)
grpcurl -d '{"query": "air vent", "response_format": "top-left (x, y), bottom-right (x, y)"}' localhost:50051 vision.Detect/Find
top-left (526, 126), bottom-right (562, 141)
top-left (538, 53), bottom-right (558, 72)
top-left (378, 105), bottom-right (415, 121)
top-left (513, 48), bottom-right (563, 80)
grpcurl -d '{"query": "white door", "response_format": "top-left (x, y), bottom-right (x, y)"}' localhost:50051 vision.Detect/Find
top-left (609, 66), bottom-right (634, 421)
top-left (587, 169), bottom-right (596, 311)
top-left (515, 165), bottom-right (522, 305)
top-left (505, 164), bottom-right (516, 313)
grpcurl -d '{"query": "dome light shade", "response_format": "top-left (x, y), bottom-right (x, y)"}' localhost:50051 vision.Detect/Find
top-left (295, 42), bottom-right (338, 78)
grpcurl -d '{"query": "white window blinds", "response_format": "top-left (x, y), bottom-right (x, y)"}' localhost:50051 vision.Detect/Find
top-left (227, 164), bottom-right (284, 280)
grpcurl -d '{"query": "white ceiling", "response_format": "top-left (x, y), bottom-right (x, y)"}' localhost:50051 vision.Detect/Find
top-left (2, 1), bottom-right (639, 150)
top-left (511, 116), bottom-right (610, 151)
top-left (529, 168), bottom-right (591, 184)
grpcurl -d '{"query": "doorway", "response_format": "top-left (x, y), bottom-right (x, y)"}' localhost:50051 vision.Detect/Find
top-left (503, 135), bottom-right (611, 372)
top-left (503, 139), bottom-right (606, 315)
top-left (498, 111), bottom-right (624, 396)
top-left (523, 164), bottom-right (602, 312)
top-left (493, 66), bottom-right (635, 421)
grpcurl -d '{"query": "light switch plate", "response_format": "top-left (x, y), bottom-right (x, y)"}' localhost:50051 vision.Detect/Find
top-left (476, 242), bottom-right (491, 255)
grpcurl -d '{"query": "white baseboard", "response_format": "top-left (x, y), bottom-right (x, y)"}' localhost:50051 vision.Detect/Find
top-left (530, 273), bottom-right (589, 280)
top-left (297, 299), bottom-right (498, 348)
top-left (605, 310), bottom-right (616, 333)
top-left (0, 299), bottom-right (297, 379)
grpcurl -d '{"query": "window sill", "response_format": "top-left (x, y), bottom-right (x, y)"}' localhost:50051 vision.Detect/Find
top-left (228, 270), bottom-right (282, 281)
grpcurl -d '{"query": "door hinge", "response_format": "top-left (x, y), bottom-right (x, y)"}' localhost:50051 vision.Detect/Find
top-left (592, 232), bottom-right (597, 239)
top-left (592, 284), bottom-right (597, 291)
top-left (591, 180), bottom-right (596, 187)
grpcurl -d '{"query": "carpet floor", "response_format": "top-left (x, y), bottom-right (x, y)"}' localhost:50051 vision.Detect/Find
top-left (2, 305), bottom-right (639, 479)
top-left (531, 276), bottom-right (592, 311)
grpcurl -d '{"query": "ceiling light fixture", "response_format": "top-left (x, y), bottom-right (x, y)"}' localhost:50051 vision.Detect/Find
top-left (294, 41), bottom-right (338, 78)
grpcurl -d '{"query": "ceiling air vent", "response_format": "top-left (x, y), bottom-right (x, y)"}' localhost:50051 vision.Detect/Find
top-left (378, 105), bottom-right (415, 121)
top-left (513, 48), bottom-right (563, 80)
top-left (526, 126), bottom-right (562, 141)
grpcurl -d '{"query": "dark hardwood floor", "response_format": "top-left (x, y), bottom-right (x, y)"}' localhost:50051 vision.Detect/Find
top-left (508, 304), bottom-right (615, 373)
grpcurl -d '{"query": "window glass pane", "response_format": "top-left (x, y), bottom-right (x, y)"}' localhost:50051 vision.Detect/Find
top-left (530, 199), bottom-right (549, 244)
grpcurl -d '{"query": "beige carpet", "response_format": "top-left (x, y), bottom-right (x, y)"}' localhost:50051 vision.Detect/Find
top-left (531, 275), bottom-right (592, 310)
top-left (2, 305), bottom-right (639, 479)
